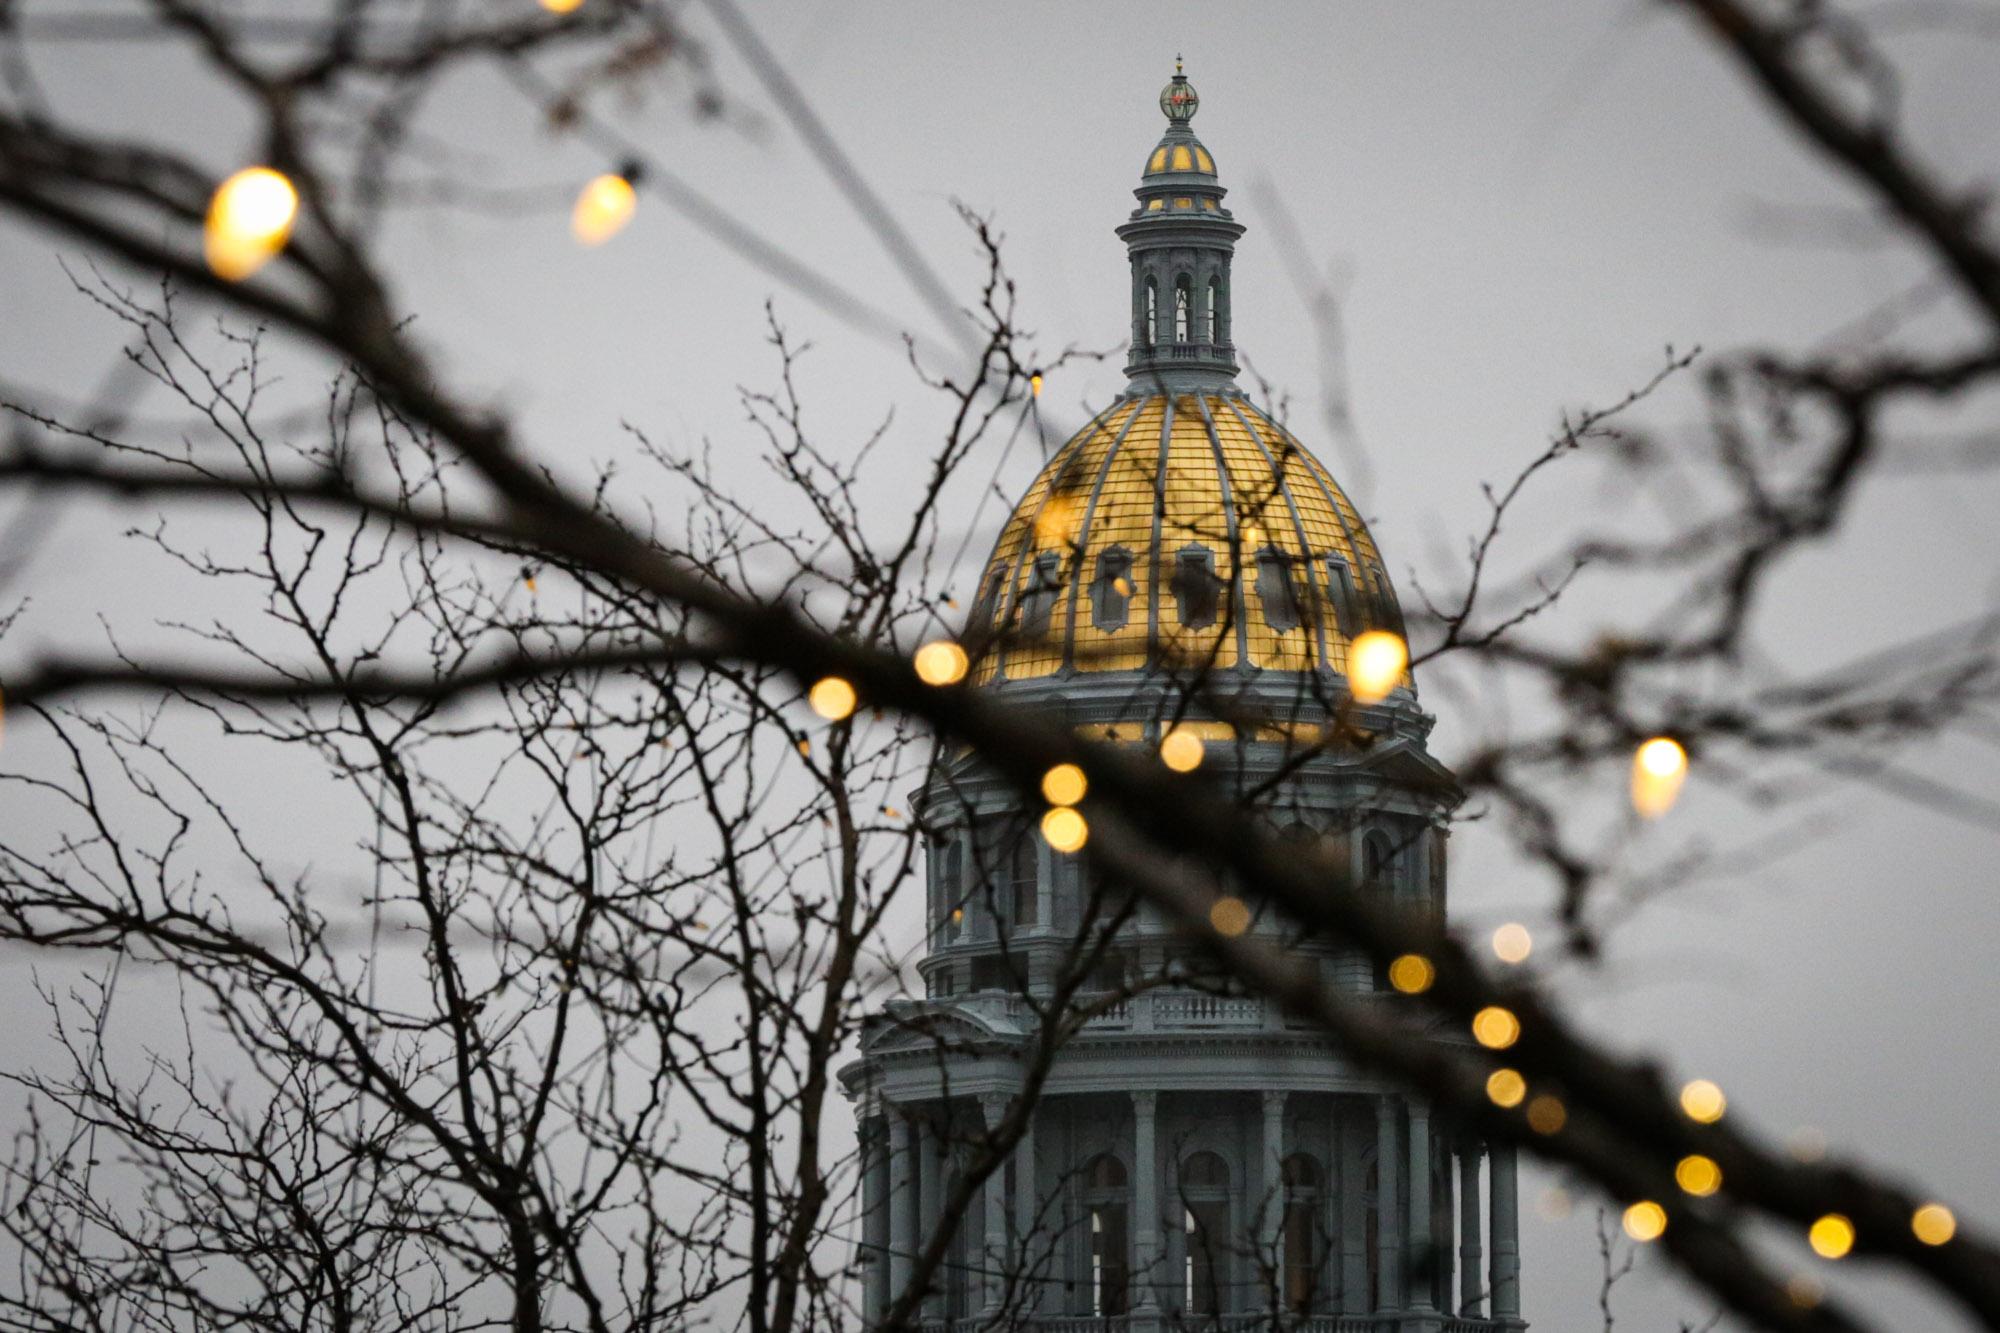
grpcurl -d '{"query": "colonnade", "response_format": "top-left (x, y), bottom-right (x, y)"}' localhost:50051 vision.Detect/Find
top-left (858, 1090), bottom-right (1522, 1328)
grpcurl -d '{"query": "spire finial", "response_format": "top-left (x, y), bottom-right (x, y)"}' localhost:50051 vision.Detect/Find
top-left (1175, 53), bottom-right (1183, 76)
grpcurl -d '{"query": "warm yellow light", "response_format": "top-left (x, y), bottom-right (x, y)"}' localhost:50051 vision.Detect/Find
top-left (1485, 1068), bottom-right (1526, 1109)
top-left (1387, 954), bottom-right (1434, 994)
top-left (1160, 726), bottom-right (1205, 773)
top-left (1347, 631), bottom-right (1407, 704)
top-left (1041, 763), bottom-right (1088, 807)
top-left (1675, 1154), bottom-right (1722, 1197)
top-left (204, 167), bottom-right (299, 281)
top-left (913, 640), bottom-right (969, 686)
top-left (1492, 922), bottom-right (1533, 964)
top-left (1525, 1094), bottom-right (1566, 1135)
top-left (1622, 1201), bottom-right (1668, 1243)
top-left (1209, 895), bottom-right (1251, 938)
top-left (1472, 1006), bottom-right (1521, 1050)
top-left (540, 0), bottom-right (585, 10)
top-left (808, 676), bottom-right (856, 721)
top-left (1041, 806), bottom-right (1088, 853)
top-left (1631, 736), bottom-right (1688, 818)
top-left (1030, 372), bottom-right (1044, 398)
top-left (572, 172), bottom-right (637, 245)
top-left (1679, 1078), bottom-right (1726, 1124)
top-left (1808, 1214), bottom-right (1855, 1260)
top-left (1912, 1203), bottom-right (1957, 1246)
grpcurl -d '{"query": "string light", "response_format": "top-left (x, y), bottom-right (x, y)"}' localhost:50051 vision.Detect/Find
top-left (1631, 736), bottom-right (1688, 818)
top-left (1809, 1214), bottom-right (1855, 1261)
top-left (1675, 1154), bottom-right (1722, 1197)
top-left (1472, 1006), bottom-right (1521, 1050)
top-left (1209, 895), bottom-right (1250, 937)
top-left (1041, 806), bottom-right (1088, 853)
top-left (1492, 922), bottom-right (1532, 964)
top-left (1679, 1078), bottom-right (1726, 1124)
top-left (1387, 954), bottom-right (1434, 994)
top-left (522, 566), bottom-right (539, 595)
top-left (1346, 631), bottom-right (1407, 705)
top-left (808, 677), bottom-right (856, 721)
top-left (1526, 1094), bottom-right (1566, 1135)
top-left (1912, 1203), bottom-right (1957, 1246)
top-left (1030, 371), bottom-right (1044, 398)
top-left (913, 640), bottom-right (969, 686)
top-left (572, 171), bottom-right (637, 245)
top-left (1160, 726), bottom-right (1205, 773)
top-left (1485, 1068), bottom-right (1526, 1109)
top-left (204, 167), bottom-right (299, 281)
top-left (1622, 1201), bottom-right (1668, 1243)
top-left (1041, 763), bottom-right (1087, 807)
top-left (540, 0), bottom-right (585, 10)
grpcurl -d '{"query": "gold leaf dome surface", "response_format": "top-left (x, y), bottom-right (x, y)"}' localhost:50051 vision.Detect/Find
top-left (972, 391), bottom-right (1405, 685)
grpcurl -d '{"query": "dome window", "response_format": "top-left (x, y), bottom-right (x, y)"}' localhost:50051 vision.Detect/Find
top-left (1174, 278), bottom-right (1192, 342)
top-left (1090, 546), bottom-right (1135, 631)
top-left (1324, 557), bottom-right (1360, 636)
top-left (1019, 551), bottom-right (1063, 638)
top-left (1170, 545), bottom-right (1222, 629)
top-left (1148, 146), bottom-right (1169, 174)
top-left (1255, 547), bottom-right (1307, 633)
top-left (1170, 144), bottom-right (1194, 171)
top-left (1194, 146), bottom-right (1215, 173)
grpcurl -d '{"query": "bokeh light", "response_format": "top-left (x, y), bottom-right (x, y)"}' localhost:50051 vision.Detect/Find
top-left (1347, 631), bottom-right (1407, 705)
top-left (1913, 1203), bottom-right (1956, 1246)
top-left (1041, 763), bottom-right (1088, 806)
top-left (1631, 736), bottom-right (1688, 818)
top-left (1675, 1154), bottom-right (1722, 1197)
top-left (1622, 1201), bottom-right (1668, 1243)
top-left (1160, 726), bottom-right (1205, 772)
top-left (808, 677), bottom-right (856, 721)
top-left (204, 167), bottom-right (299, 281)
top-left (1526, 1094), bottom-right (1566, 1135)
top-left (1485, 1068), bottom-right (1526, 1109)
top-left (572, 173), bottom-right (637, 245)
top-left (913, 640), bottom-right (969, 685)
top-left (1041, 806), bottom-right (1088, 853)
top-left (1809, 1214), bottom-right (1855, 1260)
top-left (1209, 895), bottom-right (1251, 937)
top-left (1679, 1079), bottom-right (1726, 1124)
top-left (1492, 922), bottom-right (1532, 964)
top-left (1472, 1006), bottom-right (1521, 1050)
top-left (1387, 954), bottom-right (1434, 994)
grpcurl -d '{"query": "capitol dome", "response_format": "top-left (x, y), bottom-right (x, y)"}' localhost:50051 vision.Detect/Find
top-left (971, 63), bottom-right (1407, 695)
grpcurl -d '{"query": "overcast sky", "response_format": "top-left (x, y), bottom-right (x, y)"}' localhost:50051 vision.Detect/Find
top-left (6, 3), bottom-right (2000, 1328)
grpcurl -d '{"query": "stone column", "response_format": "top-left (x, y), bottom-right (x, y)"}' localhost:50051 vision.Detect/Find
top-left (981, 1094), bottom-right (1011, 1315)
top-left (887, 1112), bottom-right (915, 1310)
top-left (1490, 1140), bottom-right (1521, 1321)
top-left (1338, 1099), bottom-right (1368, 1312)
top-left (1016, 1104), bottom-right (1039, 1314)
top-left (1132, 1090), bottom-right (1160, 1312)
top-left (862, 1113), bottom-right (891, 1325)
top-left (1406, 1100), bottom-right (1434, 1312)
top-left (916, 1114), bottom-right (942, 1316)
top-left (1375, 1096), bottom-right (1403, 1314)
top-left (1459, 1143), bottom-right (1484, 1317)
top-left (1261, 1090), bottom-right (1286, 1309)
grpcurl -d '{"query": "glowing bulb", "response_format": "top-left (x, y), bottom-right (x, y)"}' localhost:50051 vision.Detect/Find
top-left (1912, 1203), bottom-right (1956, 1246)
top-left (1809, 1214), bottom-right (1854, 1260)
top-left (1041, 806), bottom-right (1088, 853)
top-left (1387, 954), bottom-right (1434, 994)
top-left (1472, 1006), bottom-right (1521, 1050)
top-left (1041, 763), bottom-right (1088, 806)
top-left (1209, 895), bottom-right (1251, 937)
top-left (1030, 372), bottom-right (1044, 398)
top-left (1679, 1079), bottom-right (1726, 1124)
top-left (204, 167), bottom-right (299, 281)
top-left (541, 0), bottom-right (584, 10)
top-left (1160, 726), bottom-right (1204, 773)
top-left (1631, 736), bottom-right (1688, 818)
top-left (1485, 1068), bottom-right (1526, 1109)
top-left (808, 677), bottom-right (856, 721)
top-left (572, 172), bottom-right (637, 245)
top-left (1526, 1094), bottom-right (1566, 1135)
top-left (913, 640), bottom-right (969, 686)
top-left (1492, 922), bottom-right (1533, 964)
top-left (1347, 631), bottom-right (1407, 705)
top-left (1622, 1201), bottom-right (1668, 1243)
top-left (1675, 1154), bottom-right (1722, 1197)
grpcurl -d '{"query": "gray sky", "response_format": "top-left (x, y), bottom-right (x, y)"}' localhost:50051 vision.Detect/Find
top-left (5, 2), bottom-right (2000, 1328)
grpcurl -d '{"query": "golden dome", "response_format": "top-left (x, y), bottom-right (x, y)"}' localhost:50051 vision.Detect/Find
top-left (971, 391), bottom-right (1406, 686)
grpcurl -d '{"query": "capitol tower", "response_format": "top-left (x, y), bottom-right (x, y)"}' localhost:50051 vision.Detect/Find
top-left (845, 65), bottom-right (1524, 1333)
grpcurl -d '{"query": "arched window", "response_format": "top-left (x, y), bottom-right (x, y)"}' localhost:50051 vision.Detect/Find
top-left (1282, 1153), bottom-right (1325, 1312)
top-left (1181, 1150), bottom-right (1230, 1314)
top-left (1084, 1155), bottom-right (1129, 1316)
top-left (1207, 276), bottom-right (1222, 343)
top-left (1144, 280), bottom-right (1158, 348)
top-left (1174, 279), bottom-right (1192, 343)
